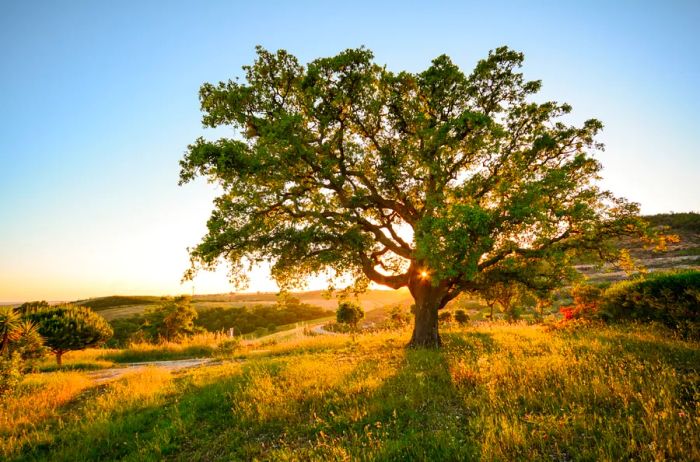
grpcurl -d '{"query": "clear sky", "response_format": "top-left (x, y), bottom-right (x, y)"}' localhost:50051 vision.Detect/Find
top-left (1, 0), bottom-right (698, 302)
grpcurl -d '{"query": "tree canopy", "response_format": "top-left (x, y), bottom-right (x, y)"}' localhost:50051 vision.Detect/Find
top-left (180, 46), bottom-right (650, 347)
top-left (25, 305), bottom-right (112, 365)
top-left (336, 301), bottom-right (365, 328)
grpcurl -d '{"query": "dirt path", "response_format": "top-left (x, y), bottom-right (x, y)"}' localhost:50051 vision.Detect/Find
top-left (88, 320), bottom-right (342, 383)
top-left (88, 358), bottom-right (216, 383)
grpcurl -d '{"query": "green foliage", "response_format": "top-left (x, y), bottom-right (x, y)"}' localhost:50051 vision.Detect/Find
top-left (216, 338), bottom-right (241, 356)
top-left (107, 298), bottom-right (330, 347)
top-left (336, 301), bottom-right (364, 328)
top-left (601, 270), bottom-right (700, 337)
top-left (24, 305), bottom-right (113, 365)
top-left (388, 304), bottom-right (411, 327)
top-left (559, 283), bottom-right (605, 321)
top-left (14, 300), bottom-right (49, 314)
top-left (644, 212), bottom-right (700, 234)
top-left (0, 307), bottom-right (21, 354)
top-left (106, 315), bottom-right (147, 347)
top-left (180, 45), bottom-right (652, 345)
top-left (195, 298), bottom-right (328, 334)
top-left (142, 297), bottom-right (198, 342)
top-left (0, 352), bottom-right (22, 397)
top-left (438, 311), bottom-right (453, 323)
top-left (479, 281), bottom-right (529, 321)
top-left (9, 320), bottom-right (47, 361)
top-left (454, 310), bottom-right (469, 324)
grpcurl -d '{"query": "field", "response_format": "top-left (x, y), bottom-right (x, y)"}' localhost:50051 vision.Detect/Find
top-left (2, 323), bottom-right (698, 461)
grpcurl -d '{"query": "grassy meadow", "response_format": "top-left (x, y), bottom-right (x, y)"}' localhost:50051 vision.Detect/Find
top-left (2, 322), bottom-right (697, 461)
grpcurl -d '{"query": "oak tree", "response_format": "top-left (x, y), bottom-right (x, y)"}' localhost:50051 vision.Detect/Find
top-left (180, 46), bottom-right (648, 347)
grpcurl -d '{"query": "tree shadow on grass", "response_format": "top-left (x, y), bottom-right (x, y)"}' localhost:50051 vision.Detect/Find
top-left (13, 336), bottom-right (488, 461)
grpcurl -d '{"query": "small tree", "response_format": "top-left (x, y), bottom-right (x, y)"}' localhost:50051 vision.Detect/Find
top-left (336, 301), bottom-right (364, 329)
top-left (480, 282), bottom-right (529, 321)
top-left (143, 297), bottom-right (198, 342)
top-left (388, 304), bottom-right (411, 327)
top-left (25, 305), bottom-right (112, 365)
top-left (454, 310), bottom-right (469, 325)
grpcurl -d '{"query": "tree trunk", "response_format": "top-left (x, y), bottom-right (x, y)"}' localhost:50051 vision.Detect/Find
top-left (409, 301), bottom-right (441, 347)
top-left (55, 351), bottom-right (63, 366)
top-left (407, 268), bottom-right (449, 348)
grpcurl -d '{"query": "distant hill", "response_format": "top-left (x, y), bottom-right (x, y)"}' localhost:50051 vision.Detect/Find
top-left (74, 295), bottom-right (164, 311)
top-left (73, 289), bottom-right (413, 321)
top-left (576, 212), bottom-right (700, 283)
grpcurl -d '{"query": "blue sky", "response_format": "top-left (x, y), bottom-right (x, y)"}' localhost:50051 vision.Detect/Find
top-left (1, 0), bottom-right (698, 301)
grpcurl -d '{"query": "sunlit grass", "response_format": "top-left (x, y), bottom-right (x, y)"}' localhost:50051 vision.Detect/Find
top-left (2, 323), bottom-right (698, 461)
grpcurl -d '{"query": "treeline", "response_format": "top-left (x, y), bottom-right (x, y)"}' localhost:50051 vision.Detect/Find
top-left (108, 297), bottom-right (330, 347)
top-left (75, 296), bottom-right (163, 311)
top-left (644, 212), bottom-right (700, 233)
top-left (196, 301), bottom-right (329, 333)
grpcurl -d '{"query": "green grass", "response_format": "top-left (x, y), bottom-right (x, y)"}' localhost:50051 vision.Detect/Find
top-left (2, 323), bottom-right (698, 461)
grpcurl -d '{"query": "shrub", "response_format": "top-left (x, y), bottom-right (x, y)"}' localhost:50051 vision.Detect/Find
top-left (454, 310), bottom-right (470, 325)
top-left (438, 311), bottom-right (453, 323)
top-left (10, 320), bottom-right (47, 361)
top-left (601, 270), bottom-right (700, 337)
top-left (216, 338), bottom-right (241, 356)
top-left (336, 301), bottom-right (364, 329)
top-left (388, 304), bottom-right (411, 327)
top-left (14, 300), bottom-right (50, 314)
top-left (323, 322), bottom-right (353, 334)
top-left (559, 284), bottom-right (604, 321)
top-left (0, 352), bottom-right (22, 396)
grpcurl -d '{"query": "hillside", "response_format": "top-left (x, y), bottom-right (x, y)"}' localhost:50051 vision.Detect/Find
top-left (3, 323), bottom-right (698, 460)
top-left (576, 212), bottom-right (700, 283)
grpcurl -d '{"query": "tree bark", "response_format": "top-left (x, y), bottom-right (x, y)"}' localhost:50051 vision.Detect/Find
top-left (407, 268), bottom-right (449, 348)
top-left (409, 300), bottom-right (441, 348)
top-left (55, 351), bottom-right (63, 366)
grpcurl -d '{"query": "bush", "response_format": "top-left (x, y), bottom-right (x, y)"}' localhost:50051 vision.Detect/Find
top-left (0, 352), bottom-right (22, 396)
top-left (438, 311), bottom-right (453, 323)
top-left (454, 310), bottom-right (469, 325)
top-left (336, 301), bottom-right (364, 329)
top-left (11, 320), bottom-right (47, 361)
top-left (216, 338), bottom-right (241, 356)
top-left (601, 270), bottom-right (699, 337)
top-left (559, 284), bottom-right (604, 321)
top-left (388, 305), bottom-right (411, 327)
